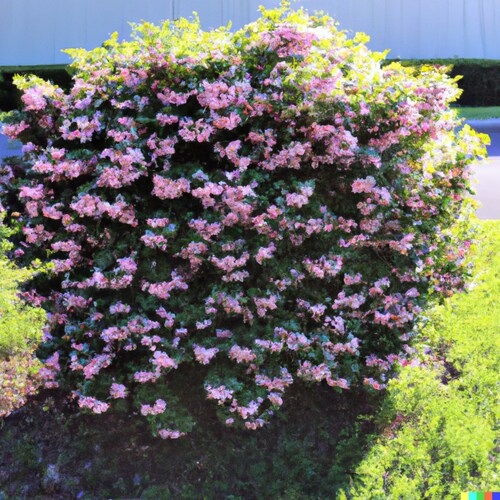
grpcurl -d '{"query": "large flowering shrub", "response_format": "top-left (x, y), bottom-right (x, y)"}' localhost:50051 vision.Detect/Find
top-left (1, 6), bottom-right (486, 436)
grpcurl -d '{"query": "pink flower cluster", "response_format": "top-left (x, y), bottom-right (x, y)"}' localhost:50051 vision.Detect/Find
top-left (140, 398), bottom-right (167, 416)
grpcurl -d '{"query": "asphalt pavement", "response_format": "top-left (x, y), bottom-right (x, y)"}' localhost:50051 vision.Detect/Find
top-left (467, 120), bottom-right (500, 219)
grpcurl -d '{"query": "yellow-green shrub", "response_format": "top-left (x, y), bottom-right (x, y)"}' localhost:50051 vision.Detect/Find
top-left (341, 222), bottom-right (500, 498)
top-left (0, 223), bottom-right (45, 416)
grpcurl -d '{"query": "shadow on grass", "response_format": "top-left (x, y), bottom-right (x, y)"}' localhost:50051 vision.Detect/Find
top-left (0, 379), bottom-right (385, 499)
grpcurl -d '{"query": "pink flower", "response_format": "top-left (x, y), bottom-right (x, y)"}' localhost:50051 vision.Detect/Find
top-left (193, 345), bottom-right (219, 364)
top-left (216, 329), bottom-right (233, 339)
top-left (110, 383), bottom-right (127, 399)
top-left (254, 339), bottom-right (284, 353)
top-left (151, 351), bottom-right (178, 370)
top-left (236, 400), bottom-right (261, 419)
top-left (255, 243), bottom-right (276, 264)
top-left (303, 255), bottom-right (343, 279)
top-left (156, 89), bottom-right (192, 105)
top-left (228, 345), bottom-right (256, 363)
top-left (213, 112), bottom-right (241, 130)
top-left (210, 252), bottom-right (249, 273)
top-left (141, 398), bottom-right (167, 415)
top-left (327, 378), bottom-right (350, 389)
top-left (158, 428), bottom-right (186, 439)
top-left (344, 273), bottom-right (363, 286)
top-left (144, 272), bottom-right (188, 300)
top-left (83, 354), bottom-right (113, 379)
top-left (116, 256), bottom-right (137, 274)
top-left (255, 369), bottom-right (293, 391)
top-left (63, 293), bottom-right (91, 310)
top-left (191, 182), bottom-right (224, 208)
top-left (19, 184), bottom-right (44, 200)
top-left (332, 291), bottom-right (366, 310)
top-left (141, 233), bottom-right (168, 251)
top-left (176, 242), bottom-right (208, 269)
top-left (45, 352), bottom-right (60, 371)
top-left (206, 384), bottom-right (234, 404)
top-left (78, 396), bottom-right (110, 414)
top-left (195, 319), bottom-right (212, 330)
top-left (156, 113), bottom-right (179, 126)
top-left (109, 302), bottom-right (131, 314)
top-left (1, 120), bottom-right (29, 139)
top-left (22, 86), bottom-right (47, 111)
top-left (134, 371), bottom-right (159, 383)
top-left (363, 378), bottom-right (385, 390)
top-left (60, 112), bottom-right (102, 143)
top-left (297, 361), bottom-right (332, 383)
top-left (188, 219), bottom-right (222, 241)
top-left (152, 176), bottom-right (191, 199)
top-left (156, 307), bottom-right (175, 328)
top-left (244, 419), bottom-right (266, 430)
top-left (352, 176), bottom-right (376, 194)
top-left (268, 393), bottom-right (283, 406)
top-left (253, 295), bottom-right (278, 317)
top-left (146, 217), bottom-right (170, 228)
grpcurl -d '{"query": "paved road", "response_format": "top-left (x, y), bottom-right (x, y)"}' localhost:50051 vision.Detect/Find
top-left (467, 120), bottom-right (500, 220)
top-left (0, 133), bottom-right (22, 161)
top-left (473, 157), bottom-right (500, 220)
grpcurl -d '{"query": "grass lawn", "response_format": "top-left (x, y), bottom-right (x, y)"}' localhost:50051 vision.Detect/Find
top-left (457, 106), bottom-right (500, 120)
top-left (343, 220), bottom-right (500, 498)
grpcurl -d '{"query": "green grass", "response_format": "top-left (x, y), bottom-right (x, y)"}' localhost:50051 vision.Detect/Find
top-left (342, 221), bottom-right (500, 498)
top-left (457, 106), bottom-right (500, 120)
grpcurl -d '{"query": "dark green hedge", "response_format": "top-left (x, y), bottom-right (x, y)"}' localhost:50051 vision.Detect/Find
top-left (387, 58), bottom-right (500, 106)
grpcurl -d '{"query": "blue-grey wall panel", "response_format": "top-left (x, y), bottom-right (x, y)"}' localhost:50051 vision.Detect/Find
top-left (1, 0), bottom-right (500, 66)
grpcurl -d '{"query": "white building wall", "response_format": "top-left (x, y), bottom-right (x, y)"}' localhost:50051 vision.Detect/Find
top-left (0, 0), bottom-right (500, 67)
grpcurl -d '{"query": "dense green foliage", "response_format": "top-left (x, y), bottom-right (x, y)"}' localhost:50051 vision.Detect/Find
top-left (0, 226), bottom-right (44, 356)
top-left (0, 247), bottom-right (45, 358)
